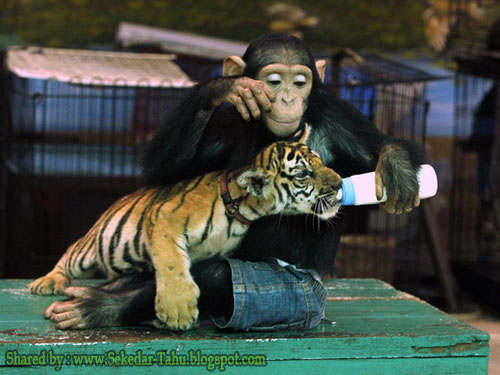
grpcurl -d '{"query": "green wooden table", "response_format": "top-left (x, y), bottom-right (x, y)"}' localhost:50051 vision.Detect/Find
top-left (0, 279), bottom-right (490, 374)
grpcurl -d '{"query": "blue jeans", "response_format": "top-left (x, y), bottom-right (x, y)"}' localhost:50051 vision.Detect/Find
top-left (212, 258), bottom-right (327, 331)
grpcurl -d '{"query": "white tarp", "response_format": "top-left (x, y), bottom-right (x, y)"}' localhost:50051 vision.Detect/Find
top-left (7, 47), bottom-right (195, 87)
top-left (116, 22), bottom-right (248, 60)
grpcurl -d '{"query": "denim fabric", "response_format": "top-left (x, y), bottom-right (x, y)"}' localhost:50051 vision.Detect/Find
top-left (212, 258), bottom-right (327, 331)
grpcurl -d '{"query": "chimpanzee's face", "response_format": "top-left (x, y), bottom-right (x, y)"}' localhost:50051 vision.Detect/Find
top-left (258, 63), bottom-right (313, 137)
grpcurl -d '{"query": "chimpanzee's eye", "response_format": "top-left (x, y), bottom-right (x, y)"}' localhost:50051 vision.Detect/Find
top-left (266, 73), bottom-right (282, 86)
top-left (294, 74), bottom-right (307, 87)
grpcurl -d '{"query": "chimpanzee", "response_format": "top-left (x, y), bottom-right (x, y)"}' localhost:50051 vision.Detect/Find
top-left (44, 33), bottom-right (422, 330)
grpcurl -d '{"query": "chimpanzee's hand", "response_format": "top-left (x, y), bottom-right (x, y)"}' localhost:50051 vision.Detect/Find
top-left (375, 144), bottom-right (420, 214)
top-left (213, 77), bottom-right (276, 121)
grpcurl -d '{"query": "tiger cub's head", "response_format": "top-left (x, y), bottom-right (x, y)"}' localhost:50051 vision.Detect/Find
top-left (237, 141), bottom-right (342, 220)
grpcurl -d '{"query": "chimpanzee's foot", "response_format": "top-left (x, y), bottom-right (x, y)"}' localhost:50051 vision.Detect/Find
top-left (45, 285), bottom-right (154, 329)
top-left (45, 289), bottom-right (94, 329)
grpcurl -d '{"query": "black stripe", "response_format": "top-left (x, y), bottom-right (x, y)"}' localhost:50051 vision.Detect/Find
top-left (123, 242), bottom-right (134, 265)
top-left (77, 236), bottom-right (96, 273)
top-left (268, 146), bottom-right (277, 170)
top-left (296, 189), bottom-right (311, 197)
top-left (296, 184), bottom-right (313, 196)
top-left (109, 195), bottom-right (144, 273)
top-left (248, 205), bottom-right (265, 217)
top-left (273, 180), bottom-right (283, 203)
top-left (281, 182), bottom-right (296, 203)
top-left (294, 151), bottom-right (302, 163)
top-left (133, 190), bottom-right (162, 259)
top-left (153, 189), bottom-right (172, 222)
top-left (183, 215), bottom-right (190, 244)
top-left (226, 218), bottom-right (234, 239)
top-left (142, 243), bottom-right (151, 262)
top-left (256, 149), bottom-right (264, 169)
top-left (133, 213), bottom-right (146, 259)
top-left (201, 197), bottom-right (217, 242)
top-left (67, 215), bottom-right (107, 275)
top-left (122, 242), bottom-right (148, 267)
top-left (66, 239), bottom-right (84, 277)
top-left (152, 189), bottom-right (171, 220)
top-left (95, 194), bottom-right (137, 268)
top-left (173, 238), bottom-right (188, 253)
top-left (280, 171), bottom-right (294, 180)
top-left (171, 175), bottom-right (205, 214)
top-left (65, 243), bottom-right (78, 279)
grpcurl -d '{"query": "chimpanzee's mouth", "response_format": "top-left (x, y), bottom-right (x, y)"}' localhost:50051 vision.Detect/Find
top-left (270, 117), bottom-right (300, 125)
top-left (263, 115), bottom-right (302, 137)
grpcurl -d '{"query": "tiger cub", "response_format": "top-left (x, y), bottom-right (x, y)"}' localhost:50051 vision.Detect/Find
top-left (29, 140), bottom-right (342, 330)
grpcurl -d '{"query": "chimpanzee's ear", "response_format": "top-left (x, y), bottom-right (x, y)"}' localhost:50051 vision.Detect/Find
top-left (315, 59), bottom-right (327, 82)
top-left (237, 168), bottom-right (272, 197)
top-left (223, 56), bottom-right (247, 77)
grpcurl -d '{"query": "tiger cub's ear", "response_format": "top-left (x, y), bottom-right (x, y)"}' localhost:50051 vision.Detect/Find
top-left (237, 168), bottom-right (272, 197)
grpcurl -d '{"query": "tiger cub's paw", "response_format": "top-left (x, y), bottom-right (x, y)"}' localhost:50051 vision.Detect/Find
top-left (28, 272), bottom-right (70, 295)
top-left (155, 280), bottom-right (200, 331)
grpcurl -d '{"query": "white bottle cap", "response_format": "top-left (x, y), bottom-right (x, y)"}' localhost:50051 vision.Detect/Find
top-left (417, 164), bottom-right (439, 200)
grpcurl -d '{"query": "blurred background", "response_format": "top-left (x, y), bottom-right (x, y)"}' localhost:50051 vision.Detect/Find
top-left (0, 0), bottom-right (499, 320)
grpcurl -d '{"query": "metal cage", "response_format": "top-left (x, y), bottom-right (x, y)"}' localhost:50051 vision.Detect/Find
top-left (2, 47), bottom-right (193, 277)
top-left (325, 51), bottom-right (435, 293)
top-left (447, 0), bottom-right (500, 312)
top-left (447, 0), bottom-right (500, 49)
top-left (449, 0), bottom-right (500, 267)
top-left (451, 67), bottom-right (499, 264)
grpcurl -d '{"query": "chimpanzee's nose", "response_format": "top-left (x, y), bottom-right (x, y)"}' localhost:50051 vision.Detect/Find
top-left (280, 90), bottom-right (295, 105)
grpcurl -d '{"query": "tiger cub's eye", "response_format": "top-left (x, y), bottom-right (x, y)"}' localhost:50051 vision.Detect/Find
top-left (294, 169), bottom-right (310, 179)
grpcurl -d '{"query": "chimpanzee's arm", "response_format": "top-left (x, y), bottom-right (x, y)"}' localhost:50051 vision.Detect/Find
top-left (142, 77), bottom-right (274, 186)
top-left (309, 95), bottom-right (424, 214)
top-left (340, 98), bottom-right (424, 214)
top-left (142, 79), bottom-right (234, 185)
top-left (333, 96), bottom-right (423, 171)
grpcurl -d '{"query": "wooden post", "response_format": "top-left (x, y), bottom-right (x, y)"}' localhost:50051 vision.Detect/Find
top-left (422, 201), bottom-right (458, 312)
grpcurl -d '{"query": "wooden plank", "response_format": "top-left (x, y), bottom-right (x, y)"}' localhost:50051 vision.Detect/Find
top-left (325, 278), bottom-right (412, 299)
top-left (0, 356), bottom-right (490, 374)
top-left (0, 279), bottom-right (490, 374)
